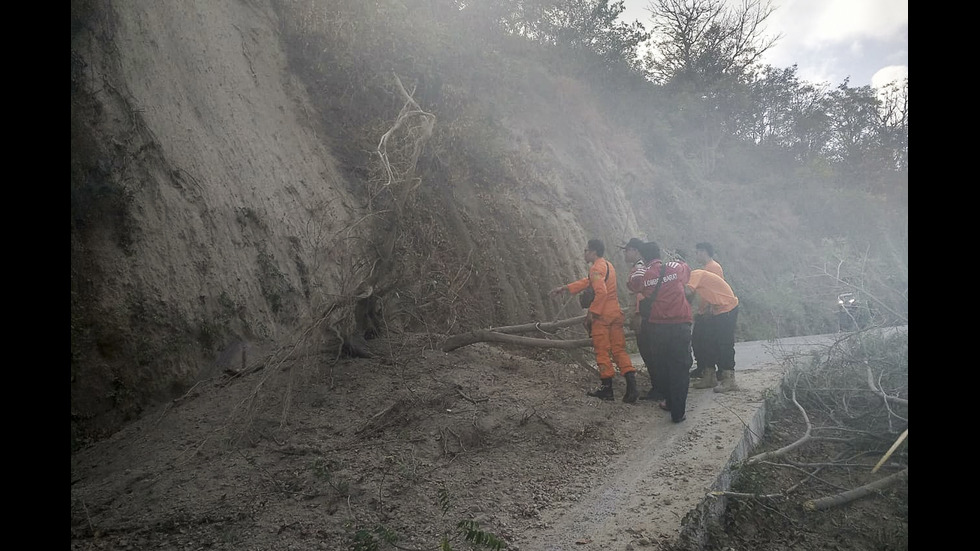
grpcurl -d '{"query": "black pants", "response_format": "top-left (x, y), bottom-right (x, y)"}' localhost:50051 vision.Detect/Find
top-left (640, 322), bottom-right (692, 422)
top-left (698, 306), bottom-right (738, 373)
top-left (637, 321), bottom-right (664, 398)
top-left (691, 313), bottom-right (706, 374)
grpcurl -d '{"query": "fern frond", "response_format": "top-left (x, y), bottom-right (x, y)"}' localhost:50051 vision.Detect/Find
top-left (438, 487), bottom-right (452, 516)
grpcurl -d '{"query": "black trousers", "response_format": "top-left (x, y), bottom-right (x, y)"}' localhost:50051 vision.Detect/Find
top-left (698, 306), bottom-right (738, 373)
top-left (691, 313), bottom-right (706, 373)
top-left (640, 322), bottom-right (693, 422)
top-left (636, 326), bottom-right (663, 397)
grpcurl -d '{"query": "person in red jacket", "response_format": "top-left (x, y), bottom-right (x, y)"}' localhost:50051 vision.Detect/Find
top-left (551, 239), bottom-right (638, 403)
top-left (628, 241), bottom-right (693, 423)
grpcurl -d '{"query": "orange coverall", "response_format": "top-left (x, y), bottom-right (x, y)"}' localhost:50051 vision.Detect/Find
top-left (565, 259), bottom-right (636, 379)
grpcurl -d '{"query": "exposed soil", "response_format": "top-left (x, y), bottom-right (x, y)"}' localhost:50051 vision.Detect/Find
top-left (69, 330), bottom-right (908, 550)
top-left (703, 399), bottom-right (908, 551)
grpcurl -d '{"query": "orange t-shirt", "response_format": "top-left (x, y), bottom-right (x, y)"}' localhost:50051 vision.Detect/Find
top-left (704, 259), bottom-right (724, 279)
top-left (687, 269), bottom-right (738, 316)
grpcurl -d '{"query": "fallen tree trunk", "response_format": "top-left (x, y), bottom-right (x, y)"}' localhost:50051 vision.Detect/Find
top-left (441, 314), bottom-right (638, 352)
top-left (483, 315), bottom-right (587, 335)
top-left (442, 331), bottom-right (593, 352)
top-left (803, 468), bottom-right (907, 511)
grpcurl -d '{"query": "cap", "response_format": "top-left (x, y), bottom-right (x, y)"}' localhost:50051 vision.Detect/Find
top-left (619, 238), bottom-right (645, 250)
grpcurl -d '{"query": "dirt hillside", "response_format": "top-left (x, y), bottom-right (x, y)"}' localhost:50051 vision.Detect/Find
top-left (72, 0), bottom-right (682, 445)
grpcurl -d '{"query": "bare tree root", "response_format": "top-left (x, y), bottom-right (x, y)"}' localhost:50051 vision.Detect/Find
top-left (803, 468), bottom-right (907, 511)
top-left (373, 73), bottom-right (435, 209)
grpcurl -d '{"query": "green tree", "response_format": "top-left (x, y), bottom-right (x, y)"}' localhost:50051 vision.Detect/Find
top-left (496, 0), bottom-right (649, 71)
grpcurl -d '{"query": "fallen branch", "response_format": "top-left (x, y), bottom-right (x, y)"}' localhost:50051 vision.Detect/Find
top-left (745, 384), bottom-right (811, 466)
top-left (442, 331), bottom-right (593, 352)
top-left (867, 364), bottom-right (909, 407)
top-left (803, 468), bottom-right (907, 511)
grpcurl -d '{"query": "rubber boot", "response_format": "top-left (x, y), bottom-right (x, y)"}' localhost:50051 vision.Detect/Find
top-left (714, 370), bottom-right (739, 393)
top-left (623, 372), bottom-right (639, 403)
top-left (587, 378), bottom-right (614, 401)
top-left (693, 367), bottom-right (717, 390)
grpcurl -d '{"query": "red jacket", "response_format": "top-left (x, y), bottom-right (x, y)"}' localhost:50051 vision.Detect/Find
top-left (627, 259), bottom-right (692, 324)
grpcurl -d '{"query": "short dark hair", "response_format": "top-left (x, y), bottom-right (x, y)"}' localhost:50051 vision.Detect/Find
top-left (587, 239), bottom-right (605, 257)
top-left (695, 242), bottom-right (714, 257)
top-left (641, 241), bottom-right (661, 262)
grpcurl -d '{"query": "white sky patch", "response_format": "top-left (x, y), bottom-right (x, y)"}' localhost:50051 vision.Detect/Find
top-left (761, 0), bottom-right (907, 87)
top-left (872, 65), bottom-right (908, 89)
top-left (620, 0), bottom-right (908, 88)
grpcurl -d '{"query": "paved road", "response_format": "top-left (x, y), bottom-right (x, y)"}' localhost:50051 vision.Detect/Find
top-left (519, 327), bottom-right (907, 551)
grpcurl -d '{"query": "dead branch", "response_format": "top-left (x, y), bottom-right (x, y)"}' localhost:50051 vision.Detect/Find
top-left (867, 364), bottom-right (909, 407)
top-left (745, 383), bottom-right (811, 466)
top-left (803, 468), bottom-right (907, 511)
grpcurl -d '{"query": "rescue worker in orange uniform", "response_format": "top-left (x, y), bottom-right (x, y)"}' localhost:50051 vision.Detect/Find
top-left (550, 239), bottom-right (639, 402)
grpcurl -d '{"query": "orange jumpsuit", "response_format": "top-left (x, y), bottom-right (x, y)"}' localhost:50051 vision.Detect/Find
top-left (565, 259), bottom-right (636, 379)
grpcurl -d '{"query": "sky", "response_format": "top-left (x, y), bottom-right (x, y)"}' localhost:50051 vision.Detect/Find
top-left (621, 0), bottom-right (908, 89)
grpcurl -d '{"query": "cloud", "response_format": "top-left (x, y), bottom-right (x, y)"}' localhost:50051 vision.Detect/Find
top-left (770, 0), bottom-right (907, 46)
top-left (763, 0), bottom-right (908, 86)
top-left (872, 65), bottom-right (908, 89)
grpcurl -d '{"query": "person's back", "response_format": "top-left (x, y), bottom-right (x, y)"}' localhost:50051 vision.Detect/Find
top-left (688, 269), bottom-right (738, 315)
top-left (630, 258), bottom-right (692, 324)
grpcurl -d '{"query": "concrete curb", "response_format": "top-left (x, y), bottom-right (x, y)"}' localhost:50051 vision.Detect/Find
top-left (674, 393), bottom-right (771, 549)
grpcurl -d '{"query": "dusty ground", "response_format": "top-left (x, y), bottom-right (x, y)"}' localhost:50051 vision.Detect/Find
top-left (69, 329), bottom-right (908, 550)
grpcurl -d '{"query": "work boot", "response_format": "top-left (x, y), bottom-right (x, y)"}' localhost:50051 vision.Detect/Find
top-left (714, 370), bottom-right (739, 393)
top-left (690, 363), bottom-right (704, 382)
top-left (693, 367), bottom-right (717, 390)
top-left (623, 372), bottom-right (639, 403)
top-left (587, 378), bottom-right (614, 401)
